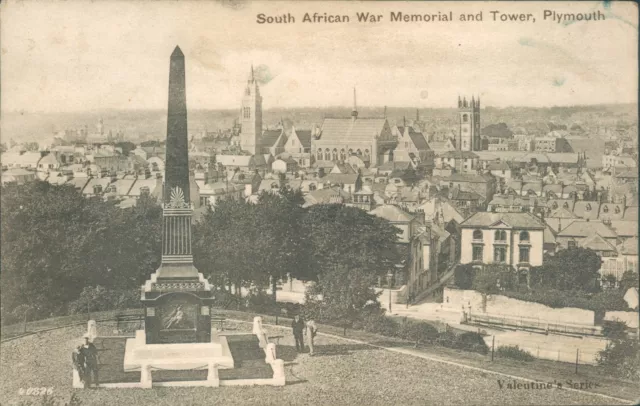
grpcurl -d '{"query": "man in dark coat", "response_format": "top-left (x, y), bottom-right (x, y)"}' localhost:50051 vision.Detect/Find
top-left (72, 345), bottom-right (85, 384)
top-left (80, 335), bottom-right (99, 389)
top-left (291, 315), bottom-right (305, 352)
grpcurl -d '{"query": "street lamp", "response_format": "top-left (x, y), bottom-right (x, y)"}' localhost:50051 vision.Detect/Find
top-left (387, 272), bottom-right (394, 314)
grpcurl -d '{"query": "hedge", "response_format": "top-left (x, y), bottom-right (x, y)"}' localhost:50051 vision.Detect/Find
top-left (496, 345), bottom-right (535, 362)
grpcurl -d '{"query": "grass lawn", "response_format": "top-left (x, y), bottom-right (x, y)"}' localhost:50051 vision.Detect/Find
top-left (0, 321), bottom-right (630, 406)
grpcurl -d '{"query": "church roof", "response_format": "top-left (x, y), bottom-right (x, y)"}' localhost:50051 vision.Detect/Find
top-left (292, 129), bottom-right (312, 149)
top-left (319, 118), bottom-right (387, 143)
top-left (261, 129), bottom-right (284, 149)
top-left (408, 130), bottom-right (430, 151)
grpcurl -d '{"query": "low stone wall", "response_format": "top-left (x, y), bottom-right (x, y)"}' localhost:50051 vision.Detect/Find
top-left (444, 288), bottom-right (595, 326)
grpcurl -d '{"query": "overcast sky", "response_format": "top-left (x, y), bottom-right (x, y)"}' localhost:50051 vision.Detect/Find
top-left (1, 1), bottom-right (637, 112)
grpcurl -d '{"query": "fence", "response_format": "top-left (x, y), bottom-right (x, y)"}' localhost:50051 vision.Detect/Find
top-left (467, 312), bottom-right (603, 336)
top-left (1, 306), bottom-right (616, 379)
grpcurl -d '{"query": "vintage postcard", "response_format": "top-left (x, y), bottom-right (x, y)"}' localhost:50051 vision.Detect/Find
top-left (0, 0), bottom-right (638, 405)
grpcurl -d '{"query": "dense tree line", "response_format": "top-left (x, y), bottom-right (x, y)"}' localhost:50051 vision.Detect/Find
top-left (1, 181), bottom-right (402, 324)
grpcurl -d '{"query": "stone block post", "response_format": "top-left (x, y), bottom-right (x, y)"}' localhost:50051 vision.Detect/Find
top-left (87, 320), bottom-right (97, 342)
top-left (140, 364), bottom-right (152, 389)
top-left (265, 343), bottom-right (276, 364)
top-left (272, 359), bottom-right (285, 386)
top-left (207, 362), bottom-right (220, 387)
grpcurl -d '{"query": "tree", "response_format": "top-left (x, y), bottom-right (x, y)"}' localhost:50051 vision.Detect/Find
top-left (620, 271), bottom-right (639, 292)
top-left (1, 181), bottom-right (161, 323)
top-left (454, 264), bottom-right (475, 289)
top-left (472, 264), bottom-right (514, 293)
top-left (115, 141), bottom-right (136, 156)
top-left (304, 266), bottom-right (381, 334)
top-left (536, 248), bottom-right (602, 292)
top-left (299, 204), bottom-right (402, 281)
top-left (481, 123), bottom-right (513, 139)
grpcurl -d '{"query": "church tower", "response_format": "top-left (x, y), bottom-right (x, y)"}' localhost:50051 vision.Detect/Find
top-left (239, 65), bottom-right (263, 155)
top-left (457, 95), bottom-right (481, 151)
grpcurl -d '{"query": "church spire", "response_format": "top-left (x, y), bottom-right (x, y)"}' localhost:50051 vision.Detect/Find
top-left (250, 64), bottom-right (254, 81)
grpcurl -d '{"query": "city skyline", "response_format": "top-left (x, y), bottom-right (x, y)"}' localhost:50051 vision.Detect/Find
top-left (2, 1), bottom-right (637, 113)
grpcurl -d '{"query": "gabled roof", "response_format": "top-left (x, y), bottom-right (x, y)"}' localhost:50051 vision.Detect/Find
top-left (580, 233), bottom-right (617, 252)
top-left (312, 160), bottom-right (336, 169)
top-left (324, 173), bottom-right (359, 185)
top-left (377, 161), bottom-right (411, 171)
top-left (439, 150), bottom-right (478, 159)
top-left (622, 206), bottom-right (638, 221)
top-left (261, 129), bottom-right (284, 149)
top-left (548, 206), bottom-right (578, 219)
top-left (369, 204), bottom-right (414, 223)
top-left (609, 221), bottom-right (638, 238)
top-left (303, 186), bottom-right (350, 207)
top-left (572, 201), bottom-right (600, 220)
top-left (488, 161), bottom-right (511, 171)
top-left (546, 198), bottom-right (575, 211)
top-left (319, 118), bottom-right (388, 143)
top-left (332, 163), bottom-right (357, 174)
top-left (444, 173), bottom-right (493, 183)
top-left (618, 237), bottom-right (638, 256)
top-left (543, 225), bottom-right (556, 244)
top-left (82, 177), bottom-right (112, 194)
top-left (460, 212), bottom-right (544, 229)
top-left (557, 220), bottom-right (617, 238)
top-left (290, 128), bottom-right (312, 149)
top-left (407, 130), bottom-right (430, 151)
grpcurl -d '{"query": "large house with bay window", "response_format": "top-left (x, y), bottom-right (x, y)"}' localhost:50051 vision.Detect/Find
top-left (459, 212), bottom-right (545, 283)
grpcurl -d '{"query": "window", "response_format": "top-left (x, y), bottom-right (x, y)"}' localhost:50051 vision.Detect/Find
top-left (364, 149), bottom-right (370, 159)
top-left (585, 203), bottom-right (592, 211)
top-left (309, 183), bottom-right (316, 191)
top-left (494, 230), bottom-right (507, 241)
top-left (615, 206), bottom-right (621, 214)
top-left (473, 229), bottom-right (483, 240)
top-left (340, 149), bottom-right (346, 161)
top-left (356, 149), bottom-right (362, 156)
top-left (562, 202), bottom-right (569, 209)
top-left (519, 246), bottom-right (530, 263)
top-left (243, 107), bottom-right (250, 118)
top-left (552, 201), bottom-right (558, 210)
top-left (494, 247), bottom-right (507, 263)
top-left (472, 245), bottom-right (483, 261)
top-left (603, 205), bottom-right (609, 213)
top-left (324, 150), bottom-right (331, 161)
top-left (332, 149), bottom-right (338, 161)
top-left (317, 149), bottom-right (323, 160)
top-left (462, 114), bottom-right (469, 123)
top-left (568, 240), bottom-right (577, 249)
top-left (519, 231), bottom-right (530, 241)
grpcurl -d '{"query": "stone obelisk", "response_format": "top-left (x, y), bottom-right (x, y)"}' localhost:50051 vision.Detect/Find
top-left (141, 46), bottom-right (213, 344)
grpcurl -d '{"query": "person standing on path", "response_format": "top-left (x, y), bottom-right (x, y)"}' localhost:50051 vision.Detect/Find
top-left (291, 314), bottom-right (305, 352)
top-left (80, 334), bottom-right (99, 389)
top-left (305, 319), bottom-right (318, 356)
